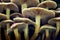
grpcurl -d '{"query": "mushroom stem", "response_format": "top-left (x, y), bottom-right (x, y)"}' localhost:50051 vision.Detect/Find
top-left (46, 29), bottom-right (49, 40)
top-left (21, 3), bottom-right (27, 12)
top-left (24, 24), bottom-right (29, 40)
top-left (36, 15), bottom-right (40, 33)
top-left (14, 28), bottom-right (20, 40)
top-left (6, 8), bottom-right (10, 33)
top-left (6, 8), bottom-right (10, 19)
top-left (30, 15), bottom-right (40, 40)
top-left (0, 25), bottom-right (2, 40)
top-left (4, 29), bottom-right (10, 40)
top-left (42, 33), bottom-right (44, 40)
top-left (55, 22), bottom-right (60, 36)
top-left (4, 8), bottom-right (10, 40)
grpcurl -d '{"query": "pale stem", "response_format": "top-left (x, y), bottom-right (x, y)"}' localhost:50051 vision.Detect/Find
top-left (14, 28), bottom-right (21, 40)
top-left (21, 3), bottom-right (27, 12)
top-left (5, 8), bottom-right (10, 40)
top-left (46, 29), bottom-right (49, 40)
top-left (55, 22), bottom-right (60, 36)
top-left (30, 15), bottom-right (41, 40)
top-left (24, 24), bottom-right (29, 40)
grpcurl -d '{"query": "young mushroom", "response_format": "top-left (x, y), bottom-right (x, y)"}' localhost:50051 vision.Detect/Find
top-left (0, 13), bottom-right (8, 40)
top-left (0, 3), bottom-right (19, 13)
top-left (22, 7), bottom-right (55, 40)
top-left (0, 3), bottom-right (19, 39)
top-left (10, 13), bottom-right (23, 40)
top-left (40, 25), bottom-right (56, 40)
top-left (48, 17), bottom-right (60, 37)
top-left (8, 23), bottom-right (26, 40)
top-left (37, 1), bottom-right (57, 9)
top-left (0, 19), bottom-right (14, 40)
top-left (55, 8), bottom-right (60, 17)
top-left (13, 17), bottom-right (35, 40)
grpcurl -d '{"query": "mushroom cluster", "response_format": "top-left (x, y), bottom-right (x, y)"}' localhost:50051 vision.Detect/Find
top-left (0, 0), bottom-right (60, 40)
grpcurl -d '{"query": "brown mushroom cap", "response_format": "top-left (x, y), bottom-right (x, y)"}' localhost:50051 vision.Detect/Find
top-left (10, 23), bottom-right (26, 30)
top-left (10, 13), bottom-right (23, 20)
top-left (0, 2), bottom-right (19, 12)
top-left (40, 25), bottom-right (56, 32)
top-left (0, 20), bottom-right (14, 26)
top-left (0, 13), bottom-right (8, 22)
top-left (48, 17), bottom-right (60, 24)
top-left (0, 20), bottom-right (14, 29)
top-left (11, 0), bottom-right (39, 7)
top-left (11, 0), bottom-right (27, 4)
top-left (22, 7), bottom-right (55, 19)
top-left (7, 22), bottom-right (26, 34)
top-left (0, 20), bottom-right (14, 24)
top-left (37, 1), bottom-right (57, 9)
top-left (13, 17), bottom-right (35, 25)
top-left (25, 0), bottom-right (39, 7)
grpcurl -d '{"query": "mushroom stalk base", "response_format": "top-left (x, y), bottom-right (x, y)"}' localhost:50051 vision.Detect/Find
top-left (55, 22), bottom-right (60, 36)
top-left (46, 29), bottom-right (49, 40)
top-left (4, 29), bottom-right (10, 40)
top-left (30, 15), bottom-right (40, 40)
top-left (14, 28), bottom-right (20, 40)
top-left (24, 24), bottom-right (29, 40)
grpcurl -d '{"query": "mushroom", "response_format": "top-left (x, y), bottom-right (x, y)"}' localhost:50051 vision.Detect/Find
top-left (55, 8), bottom-right (60, 17)
top-left (8, 23), bottom-right (26, 40)
top-left (37, 1), bottom-right (57, 9)
top-left (0, 19), bottom-right (14, 40)
top-left (0, 3), bottom-right (19, 15)
top-left (10, 13), bottom-right (23, 40)
top-left (13, 17), bottom-right (35, 40)
top-left (10, 13), bottom-right (23, 20)
top-left (48, 17), bottom-right (60, 37)
top-left (40, 25), bottom-right (56, 40)
top-left (0, 13), bottom-right (8, 40)
top-left (11, 0), bottom-right (39, 12)
top-left (0, 3), bottom-right (19, 39)
top-left (22, 7), bottom-right (55, 40)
